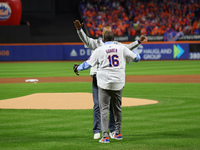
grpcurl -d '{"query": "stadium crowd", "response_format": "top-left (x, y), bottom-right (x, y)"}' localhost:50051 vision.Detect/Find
top-left (79, 0), bottom-right (200, 39)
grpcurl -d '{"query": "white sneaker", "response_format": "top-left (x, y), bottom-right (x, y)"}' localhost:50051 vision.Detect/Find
top-left (94, 133), bottom-right (100, 139)
top-left (109, 131), bottom-right (115, 139)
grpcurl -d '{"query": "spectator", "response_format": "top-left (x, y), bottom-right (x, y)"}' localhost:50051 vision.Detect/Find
top-left (79, 0), bottom-right (200, 38)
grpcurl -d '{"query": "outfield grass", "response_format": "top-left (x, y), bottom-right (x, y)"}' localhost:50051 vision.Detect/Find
top-left (0, 60), bottom-right (200, 78)
top-left (0, 61), bottom-right (200, 150)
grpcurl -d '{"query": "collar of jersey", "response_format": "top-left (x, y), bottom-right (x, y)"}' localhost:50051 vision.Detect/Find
top-left (104, 41), bottom-right (114, 45)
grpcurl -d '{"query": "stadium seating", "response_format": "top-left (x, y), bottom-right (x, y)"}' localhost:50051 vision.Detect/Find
top-left (79, 0), bottom-right (200, 37)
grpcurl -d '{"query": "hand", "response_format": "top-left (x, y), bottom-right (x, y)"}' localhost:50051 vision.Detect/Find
top-left (73, 64), bottom-right (79, 76)
top-left (73, 20), bottom-right (83, 30)
top-left (139, 35), bottom-right (148, 43)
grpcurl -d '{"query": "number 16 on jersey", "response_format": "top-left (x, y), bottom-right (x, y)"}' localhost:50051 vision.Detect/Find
top-left (108, 55), bottom-right (119, 67)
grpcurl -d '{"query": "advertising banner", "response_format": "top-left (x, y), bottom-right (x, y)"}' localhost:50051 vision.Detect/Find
top-left (189, 43), bottom-right (200, 60)
top-left (0, 45), bottom-right (64, 61)
top-left (113, 35), bottom-right (200, 42)
top-left (133, 43), bottom-right (190, 60)
top-left (0, 44), bottom-right (91, 61)
top-left (63, 45), bottom-right (91, 60)
top-left (0, 43), bottom-right (198, 61)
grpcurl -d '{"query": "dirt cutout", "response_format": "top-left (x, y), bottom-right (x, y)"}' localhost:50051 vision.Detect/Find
top-left (1, 74), bottom-right (199, 110)
top-left (1, 75), bottom-right (200, 84)
top-left (0, 93), bottom-right (158, 110)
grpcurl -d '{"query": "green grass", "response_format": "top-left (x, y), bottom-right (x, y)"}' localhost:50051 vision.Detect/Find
top-left (0, 61), bottom-right (89, 78)
top-left (0, 60), bottom-right (199, 78)
top-left (126, 60), bottom-right (200, 75)
top-left (0, 82), bottom-right (200, 150)
top-left (0, 60), bottom-right (200, 150)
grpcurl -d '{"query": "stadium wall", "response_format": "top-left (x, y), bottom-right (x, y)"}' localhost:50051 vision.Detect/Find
top-left (0, 42), bottom-right (200, 61)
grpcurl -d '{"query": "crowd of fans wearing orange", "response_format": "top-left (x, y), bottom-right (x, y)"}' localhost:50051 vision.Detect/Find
top-left (80, 0), bottom-right (200, 37)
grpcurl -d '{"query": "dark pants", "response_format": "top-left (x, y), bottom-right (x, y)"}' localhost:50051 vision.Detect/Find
top-left (92, 75), bottom-right (116, 134)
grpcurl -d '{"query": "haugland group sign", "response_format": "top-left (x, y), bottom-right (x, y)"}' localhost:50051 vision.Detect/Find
top-left (133, 43), bottom-right (189, 60)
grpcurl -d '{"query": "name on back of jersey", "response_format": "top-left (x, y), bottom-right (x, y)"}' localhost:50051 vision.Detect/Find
top-left (106, 48), bottom-right (118, 54)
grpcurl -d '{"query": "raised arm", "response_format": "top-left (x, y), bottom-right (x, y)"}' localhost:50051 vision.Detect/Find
top-left (74, 20), bottom-right (99, 50)
top-left (124, 35), bottom-right (148, 50)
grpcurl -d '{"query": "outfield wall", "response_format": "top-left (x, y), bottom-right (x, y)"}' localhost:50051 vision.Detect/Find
top-left (0, 42), bottom-right (199, 61)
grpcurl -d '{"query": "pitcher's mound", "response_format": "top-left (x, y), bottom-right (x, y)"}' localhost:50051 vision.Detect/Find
top-left (0, 93), bottom-right (158, 110)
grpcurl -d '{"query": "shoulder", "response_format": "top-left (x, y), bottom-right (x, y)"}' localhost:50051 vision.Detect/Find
top-left (113, 41), bottom-right (127, 49)
top-left (113, 41), bottom-right (122, 45)
top-left (94, 46), bottom-right (103, 53)
top-left (97, 38), bottom-right (104, 46)
top-left (117, 43), bottom-right (127, 49)
top-left (97, 42), bottom-right (109, 49)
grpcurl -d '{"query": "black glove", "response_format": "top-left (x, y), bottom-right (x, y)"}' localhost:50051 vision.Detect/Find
top-left (73, 64), bottom-right (79, 76)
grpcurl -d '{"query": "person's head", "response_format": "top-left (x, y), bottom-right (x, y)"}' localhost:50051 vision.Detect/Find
top-left (103, 30), bottom-right (114, 42)
top-left (102, 26), bottom-right (112, 39)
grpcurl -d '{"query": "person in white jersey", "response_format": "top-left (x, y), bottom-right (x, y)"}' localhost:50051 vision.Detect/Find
top-left (74, 20), bottom-right (147, 140)
top-left (73, 31), bottom-right (141, 143)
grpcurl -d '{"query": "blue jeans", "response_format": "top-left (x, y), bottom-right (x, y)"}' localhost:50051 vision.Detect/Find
top-left (92, 75), bottom-right (116, 134)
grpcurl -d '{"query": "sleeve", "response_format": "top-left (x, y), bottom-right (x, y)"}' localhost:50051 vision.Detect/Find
top-left (123, 46), bottom-right (140, 63)
top-left (77, 29), bottom-right (99, 50)
top-left (124, 40), bottom-right (140, 50)
top-left (77, 61), bottom-right (92, 71)
top-left (86, 49), bottom-right (98, 66)
top-left (132, 51), bottom-right (141, 62)
top-left (77, 48), bottom-right (99, 71)
top-left (114, 40), bottom-right (140, 50)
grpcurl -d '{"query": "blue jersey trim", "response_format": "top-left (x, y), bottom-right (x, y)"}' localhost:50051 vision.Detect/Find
top-left (104, 41), bottom-right (114, 45)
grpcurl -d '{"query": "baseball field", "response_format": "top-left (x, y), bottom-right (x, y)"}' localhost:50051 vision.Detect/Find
top-left (0, 60), bottom-right (200, 150)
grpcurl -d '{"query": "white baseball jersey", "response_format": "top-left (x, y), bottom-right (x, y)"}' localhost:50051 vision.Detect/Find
top-left (77, 29), bottom-right (140, 76)
top-left (86, 42), bottom-right (137, 90)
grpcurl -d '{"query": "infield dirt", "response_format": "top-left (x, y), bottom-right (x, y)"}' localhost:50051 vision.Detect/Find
top-left (0, 75), bottom-right (199, 110)
top-left (0, 75), bottom-right (200, 84)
